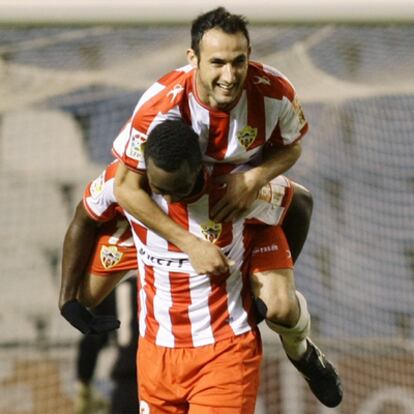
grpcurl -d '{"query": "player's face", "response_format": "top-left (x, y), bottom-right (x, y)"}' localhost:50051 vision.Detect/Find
top-left (188, 28), bottom-right (250, 111)
top-left (147, 158), bottom-right (201, 204)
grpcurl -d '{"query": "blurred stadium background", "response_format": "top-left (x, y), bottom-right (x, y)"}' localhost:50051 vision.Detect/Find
top-left (0, 1), bottom-right (414, 413)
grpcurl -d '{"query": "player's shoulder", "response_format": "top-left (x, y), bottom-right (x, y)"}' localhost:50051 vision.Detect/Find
top-left (157, 64), bottom-right (194, 88)
top-left (136, 64), bottom-right (194, 110)
top-left (247, 61), bottom-right (295, 101)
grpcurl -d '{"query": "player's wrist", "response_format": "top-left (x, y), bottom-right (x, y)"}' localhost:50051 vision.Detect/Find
top-left (175, 233), bottom-right (201, 253)
top-left (61, 299), bottom-right (94, 334)
top-left (245, 167), bottom-right (267, 192)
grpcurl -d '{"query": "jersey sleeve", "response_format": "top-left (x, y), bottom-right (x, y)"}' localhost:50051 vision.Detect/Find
top-left (83, 161), bottom-right (120, 222)
top-left (258, 63), bottom-right (309, 147)
top-left (268, 94), bottom-right (308, 147)
top-left (112, 66), bottom-right (193, 172)
top-left (244, 175), bottom-right (292, 225)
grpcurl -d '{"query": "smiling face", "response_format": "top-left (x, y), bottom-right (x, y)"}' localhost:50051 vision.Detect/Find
top-left (147, 157), bottom-right (201, 204)
top-left (188, 28), bottom-right (250, 111)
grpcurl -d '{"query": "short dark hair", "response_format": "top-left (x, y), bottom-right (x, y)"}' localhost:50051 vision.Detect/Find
top-left (144, 120), bottom-right (202, 172)
top-left (191, 7), bottom-right (250, 59)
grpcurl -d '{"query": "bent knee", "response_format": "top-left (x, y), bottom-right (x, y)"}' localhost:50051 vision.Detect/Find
top-left (264, 292), bottom-right (299, 327)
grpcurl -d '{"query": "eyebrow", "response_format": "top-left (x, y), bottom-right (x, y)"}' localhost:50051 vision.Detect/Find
top-left (209, 54), bottom-right (247, 64)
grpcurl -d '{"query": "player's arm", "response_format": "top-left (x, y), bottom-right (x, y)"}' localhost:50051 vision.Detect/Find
top-left (114, 162), bottom-right (230, 275)
top-left (211, 141), bottom-right (302, 222)
top-left (59, 201), bottom-right (120, 334)
top-left (59, 201), bottom-right (99, 308)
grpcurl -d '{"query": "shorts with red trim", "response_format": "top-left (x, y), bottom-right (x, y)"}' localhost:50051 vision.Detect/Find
top-left (86, 216), bottom-right (138, 276)
top-left (137, 330), bottom-right (262, 414)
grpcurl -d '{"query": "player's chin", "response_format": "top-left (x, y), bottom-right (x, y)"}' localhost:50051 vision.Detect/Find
top-left (214, 92), bottom-right (238, 109)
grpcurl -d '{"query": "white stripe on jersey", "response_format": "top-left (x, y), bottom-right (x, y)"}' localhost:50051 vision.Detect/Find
top-left (133, 82), bottom-right (165, 115)
top-left (226, 91), bottom-right (248, 159)
top-left (278, 97), bottom-right (305, 143)
top-left (188, 273), bottom-right (215, 347)
top-left (153, 267), bottom-right (175, 347)
top-left (264, 96), bottom-right (284, 140)
top-left (187, 92), bottom-right (211, 156)
top-left (138, 256), bottom-right (148, 337)
top-left (187, 194), bottom-right (209, 239)
top-left (147, 105), bottom-right (182, 137)
top-left (226, 268), bottom-right (251, 335)
top-left (176, 64), bottom-right (194, 74)
top-left (84, 176), bottom-right (116, 218)
top-left (112, 124), bottom-right (131, 160)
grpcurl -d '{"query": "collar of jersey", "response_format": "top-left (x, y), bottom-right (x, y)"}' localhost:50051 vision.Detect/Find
top-left (192, 70), bottom-right (243, 115)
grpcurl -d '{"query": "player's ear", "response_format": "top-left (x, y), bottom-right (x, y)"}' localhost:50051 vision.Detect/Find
top-left (186, 48), bottom-right (198, 67)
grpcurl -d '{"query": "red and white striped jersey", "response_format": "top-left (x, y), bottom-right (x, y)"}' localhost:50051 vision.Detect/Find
top-left (112, 61), bottom-right (308, 174)
top-left (83, 161), bottom-right (136, 274)
top-left (83, 161), bottom-right (121, 223)
top-left (84, 161), bottom-right (293, 348)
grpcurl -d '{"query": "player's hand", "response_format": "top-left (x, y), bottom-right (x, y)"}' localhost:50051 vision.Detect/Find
top-left (186, 238), bottom-right (231, 276)
top-left (211, 171), bottom-right (262, 222)
top-left (60, 299), bottom-right (120, 335)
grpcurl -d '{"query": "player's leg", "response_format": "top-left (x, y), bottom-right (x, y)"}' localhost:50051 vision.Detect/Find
top-left (251, 267), bottom-right (309, 358)
top-left (249, 224), bottom-right (307, 358)
top-left (188, 331), bottom-right (262, 414)
top-left (282, 181), bottom-right (313, 263)
top-left (137, 337), bottom-right (190, 414)
top-left (250, 225), bottom-right (342, 407)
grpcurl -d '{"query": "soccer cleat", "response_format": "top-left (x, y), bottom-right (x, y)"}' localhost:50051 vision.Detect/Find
top-left (289, 339), bottom-right (343, 407)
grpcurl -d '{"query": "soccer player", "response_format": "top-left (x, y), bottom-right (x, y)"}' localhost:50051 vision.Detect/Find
top-left (72, 120), bottom-right (297, 413)
top-left (112, 7), bottom-right (342, 408)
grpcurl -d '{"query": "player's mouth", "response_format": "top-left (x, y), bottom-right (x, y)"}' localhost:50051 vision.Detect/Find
top-left (216, 82), bottom-right (237, 94)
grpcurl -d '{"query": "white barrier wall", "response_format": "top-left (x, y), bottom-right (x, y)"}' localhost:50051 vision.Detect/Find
top-left (0, 0), bottom-right (413, 24)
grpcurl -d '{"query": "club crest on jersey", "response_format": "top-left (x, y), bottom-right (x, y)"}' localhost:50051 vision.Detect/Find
top-left (100, 245), bottom-right (123, 269)
top-left (126, 129), bottom-right (147, 160)
top-left (201, 220), bottom-right (222, 243)
top-left (292, 97), bottom-right (307, 129)
top-left (90, 171), bottom-right (105, 199)
top-left (236, 125), bottom-right (257, 150)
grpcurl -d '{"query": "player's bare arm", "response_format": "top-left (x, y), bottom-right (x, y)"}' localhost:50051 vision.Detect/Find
top-left (211, 141), bottom-right (302, 222)
top-left (114, 162), bottom-right (230, 275)
top-left (59, 201), bottom-right (100, 309)
top-left (59, 201), bottom-right (120, 334)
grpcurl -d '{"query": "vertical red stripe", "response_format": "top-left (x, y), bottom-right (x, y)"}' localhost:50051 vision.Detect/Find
top-left (208, 186), bottom-right (233, 247)
top-left (168, 272), bottom-right (194, 347)
top-left (208, 278), bottom-right (234, 340)
top-left (167, 203), bottom-right (189, 252)
top-left (136, 269), bottom-right (142, 327)
top-left (131, 221), bottom-right (148, 244)
top-left (241, 225), bottom-right (256, 328)
top-left (143, 264), bottom-right (159, 343)
top-left (246, 83), bottom-right (266, 151)
top-left (268, 123), bottom-right (284, 146)
top-left (205, 113), bottom-right (230, 160)
top-left (179, 90), bottom-right (192, 126)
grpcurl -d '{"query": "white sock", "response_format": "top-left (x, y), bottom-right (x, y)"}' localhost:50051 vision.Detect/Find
top-left (265, 291), bottom-right (310, 360)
